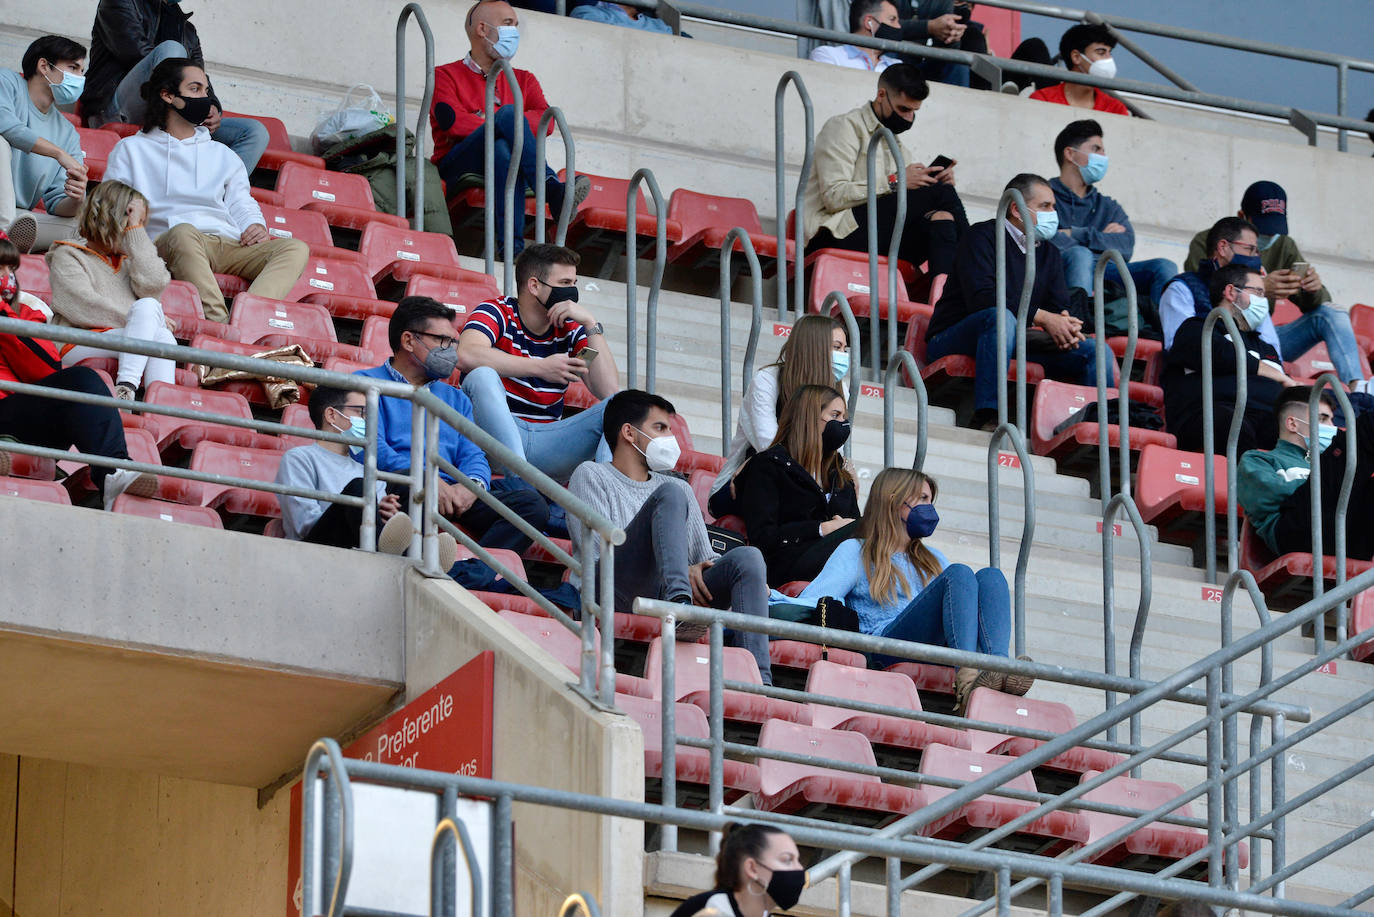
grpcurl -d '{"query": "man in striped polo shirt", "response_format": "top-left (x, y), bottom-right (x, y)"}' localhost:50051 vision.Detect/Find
top-left (457, 243), bottom-right (619, 483)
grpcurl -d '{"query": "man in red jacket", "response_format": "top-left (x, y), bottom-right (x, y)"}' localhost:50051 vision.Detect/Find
top-left (429, 0), bottom-right (588, 256)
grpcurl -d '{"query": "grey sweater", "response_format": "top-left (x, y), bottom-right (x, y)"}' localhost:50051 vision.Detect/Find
top-left (567, 461), bottom-right (716, 576)
top-left (275, 444), bottom-right (386, 540)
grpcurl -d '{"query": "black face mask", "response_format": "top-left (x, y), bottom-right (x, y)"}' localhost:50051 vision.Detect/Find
top-left (873, 21), bottom-right (903, 43)
top-left (873, 98), bottom-right (913, 136)
top-left (539, 283), bottom-right (579, 309)
top-left (821, 418), bottom-right (851, 453)
top-left (765, 867), bottom-right (807, 911)
top-left (174, 93), bottom-right (216, 126)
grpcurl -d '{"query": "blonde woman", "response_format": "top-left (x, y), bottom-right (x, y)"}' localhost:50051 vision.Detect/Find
top-left (46, 179), bottom-right (176, 400)
top-left (709, 314), bottom-right (850, 518)
top-left (795, 467), bottom-right (1030, 713)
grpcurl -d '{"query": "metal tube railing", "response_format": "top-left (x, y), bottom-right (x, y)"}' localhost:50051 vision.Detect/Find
top-left (718, 228), bottom-right (764, 450)
top-left (1201, 305), bottom-right (1250, 581)
top-left (864, 127), bottom-right (905, 382)
top-left (774, 71), bottom-right (813, 321)
top-left (483, 59), bottom-right (524, 287)
top-left (533, 107), bottom-right (577, 247)
top-left (557, 892), bottom-right (602, 917)
top-left (429, 816), bottom-right (481, 917)
top-left (883, 350), bottom-right (927, 471)
top-left (394, 3), bottom-right (435, 231)
top-left (1305, 376), bottom-right (1357, 653)
top-left (625, 167), bottom-right (667, 392)
top-left (301, 739), bottom-right (354, 917)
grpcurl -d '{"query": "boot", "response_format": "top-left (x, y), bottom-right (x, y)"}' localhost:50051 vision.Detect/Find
top-left (954, 667), bottom-right (1001, 716)
top-left (1002, 655), bottom-right (1036, 697)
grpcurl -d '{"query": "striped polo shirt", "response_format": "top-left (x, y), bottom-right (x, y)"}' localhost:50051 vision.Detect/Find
top-left (463, 295), bottom-right (588, 422)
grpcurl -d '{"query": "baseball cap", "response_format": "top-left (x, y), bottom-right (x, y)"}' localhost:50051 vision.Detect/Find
top-left (1241, 181), bottom-right (1288, 236)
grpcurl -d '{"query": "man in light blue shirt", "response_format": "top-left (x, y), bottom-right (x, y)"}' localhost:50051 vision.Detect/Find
top-left (809, 0), bottom-right (903, 72)
top-left (570, 2), bottom-right (675, 34)
top-left (0, 36), bottom-right (90, 252)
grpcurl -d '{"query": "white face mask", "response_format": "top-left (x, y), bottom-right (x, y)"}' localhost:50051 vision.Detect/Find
top-left (634, 426), bottom-right (681, 472)
top-left (1241, 291), bottom-right (1270, 330)
top-left (1087, 56), bottom-right (1117, 80)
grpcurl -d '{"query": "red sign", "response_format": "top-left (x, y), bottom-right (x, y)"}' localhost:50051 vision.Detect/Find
top-left (1202, 586), bottom-right (1224, 603)
top-left (1096, 522), bottom-right (1123, 536)
top-left (860, 383), bottom-right (884, 398)
top-left (286, 651), bottom-right (496, 916)
top-left (1317, 660), bottom-right (1338, 675)
top-left (996, 452), bottom-right (1020, 469)
top-left (772, 322), bottom-right (792, 338)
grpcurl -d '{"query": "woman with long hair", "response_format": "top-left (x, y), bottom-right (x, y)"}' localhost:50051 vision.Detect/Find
top-left (669, 822), bottom-right (805, 917)
top-left (734, 383), bottom-right (859, 585)
top-left (708, 314), bottom-right (849, 518)
top-left (796, 467), bottom-right (1031, 713)
top-left (46, 179), bottom-right (177, 400)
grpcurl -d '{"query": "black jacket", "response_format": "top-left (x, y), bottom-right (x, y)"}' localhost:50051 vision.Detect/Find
top-left (734, 443), bottom-right (860, 583)
top-left (1162, 314), bottom-right (1283, 455)
top-left (82, 0), bottom-right (205, 121)
top-left (927, 218), bottom-right (1070, 340)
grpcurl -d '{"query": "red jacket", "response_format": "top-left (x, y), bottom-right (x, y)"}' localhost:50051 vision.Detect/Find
top-left (429, 57), bottom-right (553, 164)
top-left (1029, 83), bottom-right (1131, 117)
top-left (0, 299), bottom-right (63, 400)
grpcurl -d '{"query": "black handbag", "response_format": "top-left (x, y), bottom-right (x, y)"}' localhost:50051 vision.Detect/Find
top-left (706, 524), bottom-right (747, 555)
top-left (815, 596), bottom-right (861, 661)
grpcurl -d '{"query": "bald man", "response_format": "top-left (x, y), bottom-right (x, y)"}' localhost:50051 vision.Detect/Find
top-left (430, 0), bottom-right (588, 256)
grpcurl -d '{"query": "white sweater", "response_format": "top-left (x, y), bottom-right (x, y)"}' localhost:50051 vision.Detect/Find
top-left (710, 364), bottom-right (780, 496)
top-left (103, 126), bottom-right (263, 241)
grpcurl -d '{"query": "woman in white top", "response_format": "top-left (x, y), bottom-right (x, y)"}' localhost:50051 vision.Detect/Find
top-left (709, 314), bottom-right (849, 518)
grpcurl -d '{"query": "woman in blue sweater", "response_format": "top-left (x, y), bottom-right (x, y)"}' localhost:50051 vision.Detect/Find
top-left (796, 467), bottom-right (1031, 713)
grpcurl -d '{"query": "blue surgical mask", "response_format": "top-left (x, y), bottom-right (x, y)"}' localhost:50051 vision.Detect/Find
top-left (905, 503), bottom-right (939, 539)
top-left (347, 414), bottom-right (367, 441)
top-left (1230, 252), bottom-right (1263, 271)
top-left (1241, 291), bottom-right (1270, 330)
top-left (488, 24), bottom-right (520, 59)
top-left (1258, 233), bottom-right (1279, 252)
top-left (45, 67), bottom-right (85, 105)
top-left (1297, 418), bottom-right (1337, 454)
top-left (1076, 149), bottom-right (1109, 184)
top-left (1033, 209), bottom-right (1059, 241)
top-left (831, 350), bottom-right (850, 382)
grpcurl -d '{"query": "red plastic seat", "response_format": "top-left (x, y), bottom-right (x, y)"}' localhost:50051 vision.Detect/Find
top-left (277, 402), bottom-right (318, 450)
top-left (1352, 588), bottom-right (1374, 662)
top-left (17, 254), bottom-right (49, 296)
top-left (902, 307), bottom-right (1046, 395)
top-left (522, 535), bottom-right (574, 566)
top-left (258, 204), bottom-right (366, 266)
top-left (358, 315), bottom-right (394, 361)
top-left (250, 187), bottom-right (285, 208)
top-left (62, 426), bottom-right (202, 503)
top-left (76, 127), bottom-right (117, 181)
top-left (1029, 380), bottom-right (1176, 466)
top-left (112, 493), bottom-right (224, 528)
top-left (617, 691), bottom-right (761, 802)
top-left (274, 161), bottom-right (409, 232)
top-left (359, 222), bottom-right (468, 294)
top-left (562, 171), bottom-right (684, 257)
top-left (665, 189), bottom-right (791, 272)
top-left (1075, 770), bottom-right (1245, 871)
top-left (1285, 341), bottom-right (1370, 385)
top-left (964, 687), bottom-right (1124, 775)
top-left (188, 442), bottom-right (284, 517)
top-left (404, 272), bottom-right (502, 318)
top-left (229, 294), bottom-right (371, 364)
top-left (1135, 444), bottom-right (1228, 544)
top-left (496, 608), bottom-right (651, 695)
top-left (754, 719), bottom-right (926, 823)
top-left (0, 476), bottom-right (72, 505)
top-left (1349, 303), bottom-right (1374, 356)
top-left (646, 638), bottom-right (810, 727)
top-left (221, 111), bottom-right (326, 173)
top-left (98, 121), bottom-right (139, 138)
top-left (1271, 298), bottom-right (1302, 326)
top-left (563, 379), bottom-right (599, 412)
top-left (1239, 519), bottom-right (1372, 603)
top-left (0, 440), bottom-right (56, 481)
top-left (157, 279), bottom-right (240, 343)
top-left (807, 659), bottom-right (968, 754)
top-left (142, 381), bottom-right (282, 454)
top-left (323, 355), bottom-right (378, 376)
top-left (807, 250), bottom-right (920, 322)
top-left (279, 255), bottom-right (392, 323)
top-left (918, 743), bottom-right (1088, 852)
top-left (687, 468), bottom-right (717, 521)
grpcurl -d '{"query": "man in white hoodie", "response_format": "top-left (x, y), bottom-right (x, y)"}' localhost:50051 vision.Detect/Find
top-left (102, 57), bottom-right (306, 322)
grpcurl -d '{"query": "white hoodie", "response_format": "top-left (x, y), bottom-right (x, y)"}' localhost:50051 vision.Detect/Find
top-left (103, 126), bottom-right (263, 242)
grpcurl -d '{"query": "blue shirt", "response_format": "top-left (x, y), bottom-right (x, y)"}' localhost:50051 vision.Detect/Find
top-left (569, 2), bottom-right (674, 33)
top-left (0, 69), bottom-right (81, 213)
top-left (355, 361), bottom-right (491, 487)
top-left (793, 538), bottom-right (950, 635)
top-left (1048, 177), bottom-right (1135, 261)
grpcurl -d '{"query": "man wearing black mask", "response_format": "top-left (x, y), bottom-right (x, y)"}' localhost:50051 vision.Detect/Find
top-left (802, 64), bottom-right (967, 282)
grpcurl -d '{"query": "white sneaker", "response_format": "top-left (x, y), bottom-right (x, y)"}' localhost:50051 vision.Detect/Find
top-left (377, 511), bottom-right (413, 555)
top-left (102, 467), bottom-right (158, 511)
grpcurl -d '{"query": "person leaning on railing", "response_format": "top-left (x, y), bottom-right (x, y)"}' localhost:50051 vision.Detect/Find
top-left (792, 467), bottom-right (1031, 715)
top-left (566, 390), bottom-right (774, 682)
top-left (0, 232), bottom-right (158, 509)
top-left (668, 822), bottom-right (805, 917)
top-left (45, 179), bottom-right (177, 402)
top-left (708, 314), bottom-right (849, 520)
top-left (733, 384), bottom-right (859, 587)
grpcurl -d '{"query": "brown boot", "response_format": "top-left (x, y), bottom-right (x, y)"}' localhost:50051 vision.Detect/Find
top-left (1002, 655), bottom-right (1035, 697)
top-left (954, 667), bottom-right (1002, 716)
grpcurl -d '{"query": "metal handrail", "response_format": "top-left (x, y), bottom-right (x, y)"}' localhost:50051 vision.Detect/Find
top-left (993, 189), bottom-right (1036, 432)
top-left (1200, 306), bottom-right (1249, 582)
top-left (429, 816), bottom-right (482, 917)
top-left (882, 349), bottom-right (927, 471)
top-left (558, 893), bottom-right (602, 917)
top-left (533, 107), bottom-right (577, 246)
top-left (394, 3), bottom-right (435, 231)
top-left (302, 739), bottom-right (354, 917)
top-left (1305, 376), bottom-right (1357, 653)
top-left (774, 71), bottom-right (813, 321)
top-left (864, 127), bottom-right (905, 382)
top-left (483, 58), bottom-right (524, 288)
top-left (626, 167), bottom-right (668, 392)
top-left (718, 228), bottom-right (764, 450)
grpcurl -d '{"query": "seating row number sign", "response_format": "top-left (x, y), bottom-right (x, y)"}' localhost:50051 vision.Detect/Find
top-left (996, 453), bottom-right (1020, 469)
top-left (1096, 522), bottom-right (1123, 536)
top-left (860, 383), bottom-right (883, 398)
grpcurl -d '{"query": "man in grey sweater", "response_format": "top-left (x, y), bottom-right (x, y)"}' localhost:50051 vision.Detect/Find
top-left (567, 390), bottom-right (773, 683)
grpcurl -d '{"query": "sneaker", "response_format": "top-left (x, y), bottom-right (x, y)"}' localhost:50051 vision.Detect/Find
top-left (1002, 654), bottom-right (1036, 696)
top-left (669, 594), bottom-right (709, 642)
top-left (436, 531), bottom-right (458, 574)
top-left (570, 173), bottom-right (592, 210)
top-left (1000, 80), bottom-right (1021, 94)
top-left (114, 382), bottom-right (137, 402)
top-left (376, 511), bottom-right (412, 555)
top-left (102, 467), bottom-right (158, 511)
top-left (6, 215), bottom-right (36, 254)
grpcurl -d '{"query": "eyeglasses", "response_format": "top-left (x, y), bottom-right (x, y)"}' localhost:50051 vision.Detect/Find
top-left (1228, 240), bottom-right (1260, 256)
top-left (1240, 284), bottom-right (1266, 295)
top-left (333, 403), bottom-right (366, 416)
top-left (412, 330), bottom-right (456, 350)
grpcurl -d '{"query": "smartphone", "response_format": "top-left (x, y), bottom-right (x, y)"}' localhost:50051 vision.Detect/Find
top-left (1291, 261), bottom-right (1310, 277)
top-left (579, 347), bottom-right (599, 367)
top-left (928, 155), bottom-right (954, 172)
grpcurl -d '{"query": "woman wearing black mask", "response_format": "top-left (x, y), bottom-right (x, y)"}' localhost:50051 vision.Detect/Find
top-left (734, 384), bottom-right (859, 586)
top-left (669, 822), bottom-right (805, 917)
top-left (793, 468), bottom-right (1029, 715)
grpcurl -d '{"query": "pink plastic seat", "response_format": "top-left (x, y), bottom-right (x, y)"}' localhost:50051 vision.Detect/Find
top-left (1135, 444), bottom-right (1228, 545)
top-left (187, 442), bottom-right (284, 518)
top-left (112, 493), bottom-right (224, 528)
top-left (807, 659), bottom-right (969, 754)
top-left (0, 476), bottom-right (71, 505)
top-left (258, 203), bottom-right (366, 266)
top-left (229, 294), bottom-right (372, 364)
top-left (646, 638), bottom-right (810, 727)
top-left (964, 687), bottom-right (1124, 775)
top-left (75, 127), bottom-right (117, 181)
top-left (161, 279), bottom-right (238, 342)
top-left (280, 256), bottom-right (392, 322)
top-left (617, 692), bottom-right (761, 802)
top-left (665, 188), bottom-right (790, 272)
top-left (221, 112), bottom-right (326, 173)
top-left (404, 271), bottom-right (502, 318)
top-left (142, 382), bottom-right (282, 455)
top-left (359, 222), bottom-right (467, 292)
top-left (1029, 380), bottom-right (1175, 466)
top-left (807, 250), bottom-right (920, 322)
top-left (496, 610), bottom-right (650, 698)
top-left (274, 162), bottom-right (408, 233)
top-left (1075, 770), bottom-right (1245, 871)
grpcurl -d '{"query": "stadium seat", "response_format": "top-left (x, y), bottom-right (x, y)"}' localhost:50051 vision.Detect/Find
top-left (250, 187), bottom-right (286, 208)
top-left (563, 379), bottom-right (599, 413)
top-left (883, 661), bottom-right (957, 696)
top-left (322, 355), bottom-right (378, 375)
top-left (161, 279), bottom-right (239, 342)
top-left (687, 469), bottom-right (717, 523)
top-left (496, 610), bottom-right (651, 698)
top-left (186, 334), bottom-right (313, 407)
top-left (0, 441), bottom-right (55, 482)
top-left (806, 660), bottom-right (969, 763)
top-left (522, 535), bottom-right (575, 566)
top-left (359, 222), bottom-right (467, 295)
top-left (258, 204), bottom-right (366, 265)
top-left (221, 111), bottom-right (326, 174)
top-left (284, 256), bottom-right (392, 321)
top-left (753, 719), bottom-right (926, 826)
top-left (616, 691), bottom-right (761, 804)
top-left (112, 493), bottom-right (224, 529)
top-left (1349, 303), bottom-right (1374, 356)
top-left (665, 189), bottom-right (790, 274)
top-left (1239, 519), bottom-right (1372, 605)
top-left (769, 641), bottom-right (867, 681)
top-left (902, 307), bottom-right (1046, 399)
top-left (1106, 336), bottom-right (1163, 380)
top-left (1135, 444), bottom-right (1228, 545)
top-left (806, 250), bottom-right (920, 323)
top-left (1352, 587), bottom-right (1374, 662)
top-left (74, 355), bottom-right (201, 389)
top-left (1074, 770), bottom-right (1245, 872)
top-left (0, 476), bottom-right (72, 505)
top-left (75, 127), bottom-right (117, 181)
top-left (274, 161), bottom-right (409, 233)
top-left (17, 254), bottom-right (49, 296)
top-left (645, 638), bottom-right (811, 729)
top-left (1028, 380), bottom-right (1175, 471)
top-left (142, 382), bottom-right (282, 455)
top-left (61, 426), bottom-right (202, 504)
top-left (561, 171), bottom-right (684, 263)
top-left (97, 120), bottom-right (138, 138)
top-left (963, 688), bottom-right (1124, 777)
top-left (1285, 341), bottom-right (1371, 385)
top-left (278, 403), bottom-right (317, 450)
top-left (404, 272), bottom-right (503, 318)
top-left (917, 744), bottom-right (1088, 853)
top-left (229, 294), bottom-right (372, 364)
top-left (188, 442), bottom-right (284, 518)
top-left (1271, 298), bottom-right (1303, 326)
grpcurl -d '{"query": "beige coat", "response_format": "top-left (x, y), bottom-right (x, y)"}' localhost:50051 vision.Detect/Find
top-left (800, 102), bottom-right (911, 246)
top-left (45, 226), bottom-right (170, 330)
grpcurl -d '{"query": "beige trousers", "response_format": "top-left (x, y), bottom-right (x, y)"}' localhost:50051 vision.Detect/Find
top-left (154, 223), bottom-right (309, 322)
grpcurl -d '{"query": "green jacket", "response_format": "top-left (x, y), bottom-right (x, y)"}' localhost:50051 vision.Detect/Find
top-left (1184, 230), bottom-right (1331, 311)
top-left (1236, 439), bottom-right (1310, 554)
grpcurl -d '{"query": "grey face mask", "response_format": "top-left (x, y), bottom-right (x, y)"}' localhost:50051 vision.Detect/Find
top-left (422, 343), bottom-right (459, 380)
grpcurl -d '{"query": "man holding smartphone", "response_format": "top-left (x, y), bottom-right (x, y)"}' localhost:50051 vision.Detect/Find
top-left (457, 242), bottom-right (620, 483)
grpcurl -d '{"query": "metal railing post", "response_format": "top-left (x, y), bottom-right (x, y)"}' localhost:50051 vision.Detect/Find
top-left (660, 613), bottom-right (679, 852)
top-left (884, 350), bottom-right (927, 470)
top-left (579, 540), bottom-right (598, 697)
top-left (993, 189), bottom-right (1036, 431)
top-left (625, 168), bottom-right (667, 392)
top-left (422, 409), bottom-right (443, 574)
top-left (394, 3), bottom-right (435, 231)
top-left (707, 620), bottom-right (726, 856)
top-left (301, 739), bottom-right (354, 917)
top-left (865, 128), bottom-right (905, 381)
top-left (409, 401), bottom-right (427, 560)
top-left (533, 107), bottom-right (577, 246)
top-left (1201, 306), bottom-right (1250, 582)
top-left (719, 228), bottom-right (764, 449)
top-left (1305, 377), bottom-right (1357, 654)
top-left (492, 794), bottom-right (514, 917)
top-left (774, 71), bottom-right (814, 321)
top-left (430, 816), bottom-right (482, 917)
top-left (484, 59), bottom-right (524, 287)
top-left (359, 387), bottom-right (380, 552)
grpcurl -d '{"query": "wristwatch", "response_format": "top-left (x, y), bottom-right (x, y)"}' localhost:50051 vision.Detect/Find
top-left (588, 321), bottom-right (605, 337)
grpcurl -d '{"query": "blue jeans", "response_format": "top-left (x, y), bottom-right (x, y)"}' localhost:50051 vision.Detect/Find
top-left (437, 105), bottom-right (558, 253)
top-left (1276, 305), bottom-right (1366, 384)
top-left (871, 564), bottom-right (1011, 668)
top-left (461, 365), bottom-right (613, 483)
top-left (920, 57), bottom-right (971, 88)
top-left (109, 40), bottom-right (269, 173)
top-left (1061, 246), bottom-right (1177, 307)
top-left (925, 307), bottom-right (1097, 411)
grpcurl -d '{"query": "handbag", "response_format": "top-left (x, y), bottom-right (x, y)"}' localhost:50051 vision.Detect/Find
top-left (706, 524), bottom-right (746, 555)
top-left (815, 595), bottom-right (861, 661)
top-left (310, 85), bottom-right (395, 154)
